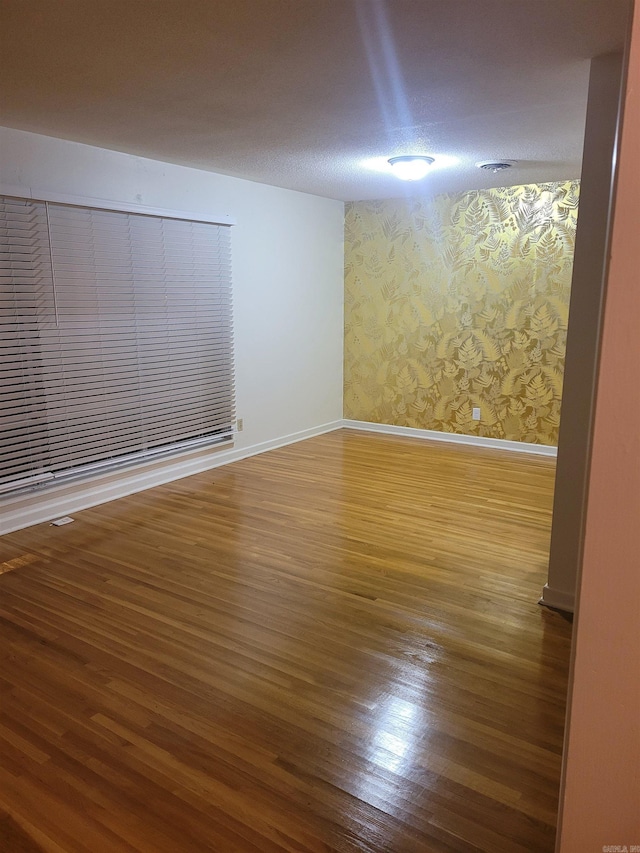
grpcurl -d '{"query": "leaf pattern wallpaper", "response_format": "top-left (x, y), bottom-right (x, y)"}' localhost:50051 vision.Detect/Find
top-left (344, 181), bottom-right (579, 445)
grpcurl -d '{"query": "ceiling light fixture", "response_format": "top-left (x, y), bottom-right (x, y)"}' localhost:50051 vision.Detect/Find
top-left (388, 155), bottom-right (435, 181)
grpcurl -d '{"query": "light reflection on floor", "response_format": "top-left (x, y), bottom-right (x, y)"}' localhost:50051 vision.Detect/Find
top-left (356, 692), bottom-right (427, 807)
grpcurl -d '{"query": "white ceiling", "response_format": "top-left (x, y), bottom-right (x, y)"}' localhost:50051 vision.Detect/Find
top-left (0, 0), bottom-right (630, 201)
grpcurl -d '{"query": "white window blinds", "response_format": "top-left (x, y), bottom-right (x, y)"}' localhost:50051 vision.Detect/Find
top-left (0, 196), bottom-right (234, 495)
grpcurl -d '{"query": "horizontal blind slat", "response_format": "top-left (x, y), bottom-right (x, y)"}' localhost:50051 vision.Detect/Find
top-left (1, 196), bottom-right (234, 493)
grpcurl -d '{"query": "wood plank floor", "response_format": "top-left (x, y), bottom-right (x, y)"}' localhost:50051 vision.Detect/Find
top-left (0, 429), bottom-right (572, 853)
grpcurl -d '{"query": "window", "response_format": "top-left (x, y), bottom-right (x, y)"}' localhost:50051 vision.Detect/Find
top-left (0, 195), bottom-right (234, 495)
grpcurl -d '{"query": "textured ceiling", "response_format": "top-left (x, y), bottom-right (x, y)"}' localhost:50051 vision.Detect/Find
top-left (0, 0), bottom-right (630, 201)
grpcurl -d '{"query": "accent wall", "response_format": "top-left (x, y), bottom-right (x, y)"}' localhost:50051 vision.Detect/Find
top-left (344, 181), bottom-right (579, 445)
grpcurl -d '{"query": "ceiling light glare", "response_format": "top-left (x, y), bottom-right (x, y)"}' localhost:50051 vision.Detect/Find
top-left (388, 155), bottom-right (435, 181)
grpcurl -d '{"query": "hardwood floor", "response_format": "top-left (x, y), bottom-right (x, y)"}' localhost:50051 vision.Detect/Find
top-left (0, 429), bottom-right (572, 852)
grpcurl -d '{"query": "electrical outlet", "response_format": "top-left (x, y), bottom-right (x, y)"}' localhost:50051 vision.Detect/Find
top-left (472, 407), bottom-right (481, 421)
top-left (236, 418), bottom-right (244, 432)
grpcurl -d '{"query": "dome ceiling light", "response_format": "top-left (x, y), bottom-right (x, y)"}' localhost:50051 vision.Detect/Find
top-left (388, 155), bottom-right (435, 181)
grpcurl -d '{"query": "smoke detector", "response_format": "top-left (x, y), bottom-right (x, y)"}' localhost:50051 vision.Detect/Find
top-left (476, 160), bottom-right (515, 173)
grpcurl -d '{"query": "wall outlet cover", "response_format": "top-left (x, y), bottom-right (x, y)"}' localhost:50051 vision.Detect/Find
top-left (472, 407), bottom-right (481, 421)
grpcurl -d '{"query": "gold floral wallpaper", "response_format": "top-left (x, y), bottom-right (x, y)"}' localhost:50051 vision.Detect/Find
top-left (344, 180), bottom-right (579, 445)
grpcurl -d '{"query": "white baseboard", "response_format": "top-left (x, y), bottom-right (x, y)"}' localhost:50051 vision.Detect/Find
top-left (539, 583), bottom-right (575, 613)
top-left (0, 420), bottom-right (343, 536)
top-left (341, 419), bottom-right (558, 457)
top-left (0, 418), bottom-right (557, 536)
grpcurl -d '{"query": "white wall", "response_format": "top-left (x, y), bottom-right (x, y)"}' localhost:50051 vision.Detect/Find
top-left (0, 127), bottom-right (345, 532)
top-left (543, 54), bottom-right (623, 615)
